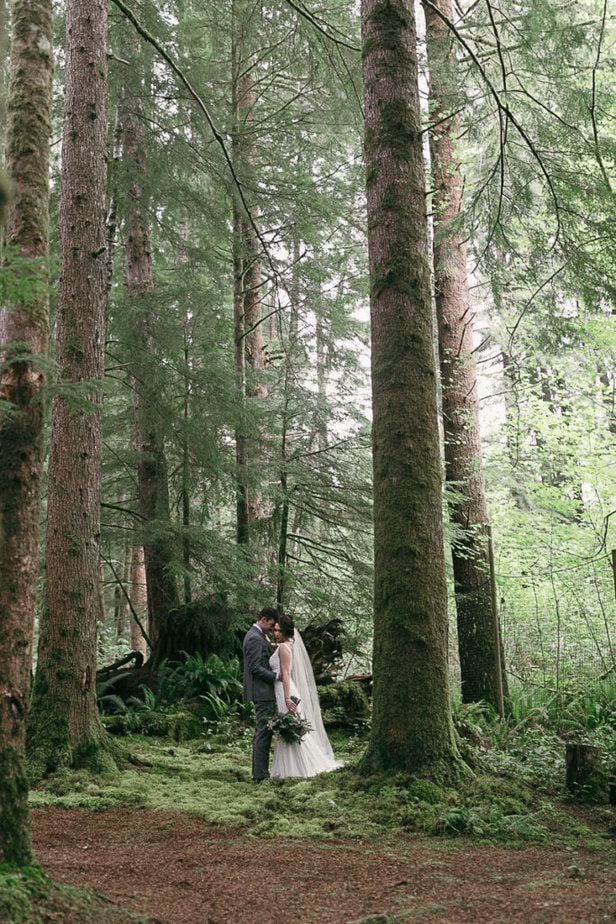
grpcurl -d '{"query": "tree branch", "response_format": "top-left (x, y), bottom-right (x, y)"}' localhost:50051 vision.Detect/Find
top-left (109, 0), bottom-right (281, 285)
top-left (422, 0), bottom-right (562, 244)
top-left (283, 0), bottom-right (360, 52)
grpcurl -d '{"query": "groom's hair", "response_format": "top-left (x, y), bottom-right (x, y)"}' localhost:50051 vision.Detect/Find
top-left (258, 606), bottom-right (278, 624)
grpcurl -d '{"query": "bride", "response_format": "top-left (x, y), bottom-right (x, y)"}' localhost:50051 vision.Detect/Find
top-left (269, 614), bottom-right (343, 779)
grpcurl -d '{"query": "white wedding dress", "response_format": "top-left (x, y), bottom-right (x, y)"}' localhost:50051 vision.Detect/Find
top-left (269, 634), bottom-right (343, 779)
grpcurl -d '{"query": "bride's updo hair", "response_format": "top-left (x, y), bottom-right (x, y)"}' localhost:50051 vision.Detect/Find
top-left (277, 614), bottom-right (295, 639)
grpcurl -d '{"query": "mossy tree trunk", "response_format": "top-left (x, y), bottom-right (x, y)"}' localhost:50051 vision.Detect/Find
top-left (28, 0), bottom-right (112, 777)
top-left (423, 0), bottom-right (508, 709)
top-left (359, 0), bottom-right (462, 776)
top-left (0, 0), bottom-right (53, 864)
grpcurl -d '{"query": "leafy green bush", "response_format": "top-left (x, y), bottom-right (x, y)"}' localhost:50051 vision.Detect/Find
top-left (451, 679), bottom-right (616, 795)
top-left (158, 653), bottom-right (243, 706)
top-left (100, 685), bottom-right (172, 737)
top-left (98, 654), bottom-right (248, 740)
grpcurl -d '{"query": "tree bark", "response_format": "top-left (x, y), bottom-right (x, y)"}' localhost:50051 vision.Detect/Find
top-left (231, 10), bottom-right (249, 545)
top-left (0, 0), bottom-right (53, 864)
top-left (114, 542), bottom-right (131, 639)
top-left (276, 236), bottom-right (301, 609)
top-left (598, 368), bottom-right (616, 435)
top-left (566, 743), bottom-right (607, 803)
top-left (423, 0), bottom-right (508, 709)
top-left (359, 0), bottom-right (461, 776)
top-left (29, 0), bottom-right (110, 776)
top-left (129, 544), bottom-right (148, 657)
top-left (181, 320), bottom-right (192, 604)
top-left (231, 0), bottom-right (268, 543)
top-left (120, 36), bottom-right (179, 647)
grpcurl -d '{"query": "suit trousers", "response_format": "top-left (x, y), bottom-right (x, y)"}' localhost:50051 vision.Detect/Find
top-left (253, 699), bottom-right (276, 781)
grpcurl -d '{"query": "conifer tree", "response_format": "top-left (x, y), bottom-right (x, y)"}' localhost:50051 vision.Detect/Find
top-left (0, 0), bottom-right (53, 863)
top-left (453, 0), bottom-right (616, 687)
top-left (98, 0), bottom-right (372, 647)
top-left (119, 33), bottom-right (180, 647)
top-left (423, 0), bottom-right (507, 710)
top-left (29, 0), bottom-right (112, 775)
top-left (359, 0), bottom-right (461, 775)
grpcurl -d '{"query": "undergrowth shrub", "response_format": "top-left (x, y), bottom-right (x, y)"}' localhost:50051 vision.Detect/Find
top-left (433, 804), bottom-right (548, 840)
top-left (158, 652), bottom-right (242, 704)
top-left (98, 653), bottom-right (249, 740)
top-left (452, 678), bottom-right (616, 794)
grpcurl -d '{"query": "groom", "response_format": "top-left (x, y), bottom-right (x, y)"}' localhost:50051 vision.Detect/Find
top-left (243, 606), bottom-right (278, 783)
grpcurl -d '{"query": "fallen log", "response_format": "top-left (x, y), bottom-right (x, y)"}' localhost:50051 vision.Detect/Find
top-left (96, 650), bottom-right (144, 678)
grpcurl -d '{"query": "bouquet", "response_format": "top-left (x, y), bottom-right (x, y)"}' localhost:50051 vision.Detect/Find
top-left (268, 697), bottom-right (313, 744)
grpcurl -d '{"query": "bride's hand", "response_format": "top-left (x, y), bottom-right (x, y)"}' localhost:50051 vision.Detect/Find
top-left (285, 697), bottom-right (298, 713)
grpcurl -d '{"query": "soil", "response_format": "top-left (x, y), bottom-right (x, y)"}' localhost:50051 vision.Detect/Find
top-left (31, 806), bottom-right (616, 923)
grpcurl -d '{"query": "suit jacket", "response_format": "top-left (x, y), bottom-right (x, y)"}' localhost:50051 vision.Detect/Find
top-left (242, 625), bottom-right (277, 703)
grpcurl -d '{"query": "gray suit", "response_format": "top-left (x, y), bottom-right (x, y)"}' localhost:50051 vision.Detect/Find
top-left (243, 624), bottom-right (277, 781)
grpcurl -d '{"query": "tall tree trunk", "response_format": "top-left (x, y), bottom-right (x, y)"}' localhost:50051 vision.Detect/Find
top-left (231, 0), bottom-right (267, 543)
top-left (231, 8), bottom-right (249, 545)
top-left (130, 545), bottom-right (148, 657)
top-left (243, 210), bottom-right (268, 530)
top-left (501, 349), bottom-right (532, 510)
top-left (181, 320), bottom-right (192, 604)
top-left (120, 37), bottom-right (179, 648)
top-left (359, 0), bottom-right (461, 776)
top-left (0, 0), bottom-right (52, 864)
top-left (276, 236), bottom-right (301, 609)
top-left (315, 310), bottom-right (331, 458)
top-left (105, 105), bottom-right (121, 294)
top-left (423, 0), bottom-right (507, 709)
top-left (114, 540), bottom-right (131, 639)
top-left (232, 196), bottom-right (250, 544)
top-left (0, 0), bottom-right (8, 189)
top-left (598, 367), bottom-right (616, 435)
top-left (29, 0), bottom-right (110, 776)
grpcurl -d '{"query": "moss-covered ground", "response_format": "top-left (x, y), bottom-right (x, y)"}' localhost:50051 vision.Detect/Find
top-left (2, 719), bottom-right (613, 922)
top-left (25, 726), bottom-right (611, 847)
top-left (0, 864), bottom-right (146, 923)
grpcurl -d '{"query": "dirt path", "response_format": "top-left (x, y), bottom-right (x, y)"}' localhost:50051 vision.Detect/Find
top-left (31, 807), bottom-right (616, 923)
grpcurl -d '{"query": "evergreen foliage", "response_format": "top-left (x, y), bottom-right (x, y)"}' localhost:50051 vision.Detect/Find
top-left (2, 0), bottom-right (613, 804)
top-left (98, 0), bottom-right (374, 650)
top-left (417, 0), bottom-right (615, 693)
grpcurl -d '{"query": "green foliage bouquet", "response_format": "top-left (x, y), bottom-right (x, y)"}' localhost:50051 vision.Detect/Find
top-left (268, 697), bottom-right (313, 744)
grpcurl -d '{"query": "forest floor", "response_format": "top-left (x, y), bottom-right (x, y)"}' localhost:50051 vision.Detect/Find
top-left (30, 802), bottom-right (616, 924)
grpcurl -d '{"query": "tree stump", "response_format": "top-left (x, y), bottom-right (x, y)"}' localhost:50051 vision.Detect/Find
top-left (565, 743), bottom-right (607, 803)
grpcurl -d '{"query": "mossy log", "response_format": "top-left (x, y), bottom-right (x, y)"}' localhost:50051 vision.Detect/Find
top-left (318, 679), bottom-right (371, 727)
top-left (96, 659), bottom-right (157, 701)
